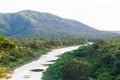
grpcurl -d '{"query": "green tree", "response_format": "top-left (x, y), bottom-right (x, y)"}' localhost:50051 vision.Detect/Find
top-left (101, 54), bottom-right (115, 65)
top-left (60, 59), bottom-right (91, 80)
top-left (115, 75), bottom-right (120, 80)
top-left (115, 61), bottom-right (120, 74)
top-left (96, 73), bottom-right (113, 80)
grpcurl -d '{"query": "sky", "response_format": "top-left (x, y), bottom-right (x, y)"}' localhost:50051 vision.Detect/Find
top-left (0, 0), bottom-right (120, 31)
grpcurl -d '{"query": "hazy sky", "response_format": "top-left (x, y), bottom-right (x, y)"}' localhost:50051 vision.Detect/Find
top-left (0, 0), bottom-right (120, 31)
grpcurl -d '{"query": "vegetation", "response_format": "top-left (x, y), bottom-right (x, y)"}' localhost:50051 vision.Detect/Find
top-left (0, 33), bottom-right (87, 79)
top-left (60, 59), bottom-right (91, 80)
top-left (0, 10), bottom-right (119, 39)
top-left (43, 39), bottom-right (120, 80)
top-left (10, 38), bottom-right (87, 49)
top-left (0, 36), bottom-right (86, 67)
top-left (0, 67), bottom-right (13, 79)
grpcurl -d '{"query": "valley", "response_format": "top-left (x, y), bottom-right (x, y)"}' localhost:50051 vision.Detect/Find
top-left (0, 10), bottom-right (120, 80)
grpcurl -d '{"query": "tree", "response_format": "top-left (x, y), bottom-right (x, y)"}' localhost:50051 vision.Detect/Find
top-left (0, 42), bottom-right (16, 50)
top-left (115, 75), bottom-right (120, 80)
top-left (60, 59), bottom-right (91, 80)
top-left (115, 61), bottom-right (120, 74)
top-left (101, 54), bottom-right (115, 65)
top-left (96, 73), bottom-right (113, 80)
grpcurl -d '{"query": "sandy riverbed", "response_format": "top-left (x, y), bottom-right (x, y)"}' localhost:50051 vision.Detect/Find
top-left (9, 46), bottom-right (80, 80)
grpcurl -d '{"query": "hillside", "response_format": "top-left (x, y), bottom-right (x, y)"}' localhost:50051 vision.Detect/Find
top-left (111, 31), bottom-right (120, 34)
top-left (0, 10), bottom-right (118, 39)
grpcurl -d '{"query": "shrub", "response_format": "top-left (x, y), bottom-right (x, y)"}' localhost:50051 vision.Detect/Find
top-left (60, 59), bottom-right (91, 80)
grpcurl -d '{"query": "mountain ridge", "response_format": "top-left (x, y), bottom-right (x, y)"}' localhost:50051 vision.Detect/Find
top-left (0, 10), bottom-right (118, 39)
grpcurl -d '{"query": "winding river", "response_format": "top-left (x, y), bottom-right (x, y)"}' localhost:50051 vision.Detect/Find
top-left (9, 46), bottom-right (80, 80)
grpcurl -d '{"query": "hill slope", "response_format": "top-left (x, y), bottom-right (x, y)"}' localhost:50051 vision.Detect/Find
top-left (111, 31), bottom-right (120, 34)
top-left (0, 10), bottom-right (118, 38)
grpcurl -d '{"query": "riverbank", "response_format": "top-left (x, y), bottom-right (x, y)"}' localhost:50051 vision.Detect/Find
top-left (9, 49), bottom-right (49, 69)
top-left (9, 46), bottom-right (80, 80)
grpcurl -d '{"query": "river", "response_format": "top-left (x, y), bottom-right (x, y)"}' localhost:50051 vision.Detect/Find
top-left (9, 46), bottom-right (80, 80)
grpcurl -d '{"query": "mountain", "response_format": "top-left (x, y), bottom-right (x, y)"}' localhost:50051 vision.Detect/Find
top-left (111, 31), bottom-right (120, 34)
top-left (0, 10), bottom-right (118, 39)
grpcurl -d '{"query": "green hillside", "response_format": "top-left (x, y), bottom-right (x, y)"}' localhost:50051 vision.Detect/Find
top-left (0, 10), bottom-right (118, 39)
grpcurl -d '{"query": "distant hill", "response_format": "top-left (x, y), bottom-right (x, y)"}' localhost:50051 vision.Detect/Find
top-left (0, 10), bottom-right (118, 39)
top-left (111, 31), bottom-right (120, 34)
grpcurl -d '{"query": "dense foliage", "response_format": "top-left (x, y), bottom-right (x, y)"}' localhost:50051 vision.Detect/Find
top-left (43, 39), bottom-right (120, 80)
top-left (10, 38), bottom-right (87, 50)
top-left (0, 34), bottom-right (87, 79)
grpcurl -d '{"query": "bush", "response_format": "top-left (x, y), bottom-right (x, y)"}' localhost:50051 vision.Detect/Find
top-left (115, 75), bottom-right (120, 80)
top-left (60, 59), bottom-right (91, 80)
top-left (115, 61), bottom-right (120, 74)
top-left (96, 73), bottom-right (113, 80)
top-left (101, 54), bottom-right (115, 65)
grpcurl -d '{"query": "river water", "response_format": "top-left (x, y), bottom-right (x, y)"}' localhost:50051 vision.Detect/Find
top-left (9, 46), bottom-right (80, 80)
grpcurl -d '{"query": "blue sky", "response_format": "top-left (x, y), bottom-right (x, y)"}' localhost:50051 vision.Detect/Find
top-left (0, 0), bottom-right (120, 31)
